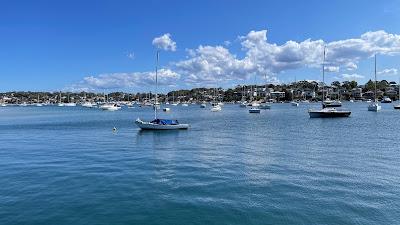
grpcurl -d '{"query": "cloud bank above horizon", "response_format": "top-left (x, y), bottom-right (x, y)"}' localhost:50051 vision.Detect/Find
top-left (67, 30), bottom-right (400, 92)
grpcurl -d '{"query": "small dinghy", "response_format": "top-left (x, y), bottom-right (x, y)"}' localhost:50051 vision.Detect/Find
top-left (135, 118), bottom-right (189, 130)
top-left (248, 107), bottom-right (261, 113)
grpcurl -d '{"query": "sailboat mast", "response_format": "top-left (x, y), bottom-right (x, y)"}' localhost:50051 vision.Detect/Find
top-left (154, 51), bottom-right (159, 119)
top-left (322, 46), bottom-right (326, 105)
top-left (374, 54), bottom-right (377, 103)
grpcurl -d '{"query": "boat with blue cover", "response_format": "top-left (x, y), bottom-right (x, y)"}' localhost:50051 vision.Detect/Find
top-left (135, 51), bottom-right (190, 130)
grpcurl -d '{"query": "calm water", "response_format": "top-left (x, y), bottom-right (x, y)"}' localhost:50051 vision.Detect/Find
top-left (1, 103), bottom-right (399, 225)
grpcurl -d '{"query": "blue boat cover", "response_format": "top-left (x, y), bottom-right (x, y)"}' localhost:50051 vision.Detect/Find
top-left (151, 119), bottom-right (179, 125)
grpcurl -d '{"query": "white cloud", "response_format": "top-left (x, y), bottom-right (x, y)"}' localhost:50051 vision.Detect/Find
top-left (223, 40), bottom-right (231, 46)
top-left (174, 29), bottom-right (400, 84)
top-left (127, 52), bottom-right (135, 60)
top-left (325, 66), bottom-right (340, 72)
top-left (377, 68), bottom-right (398, 76)
top-left (175, 45), bottom-right (256, 84)
top-left (69, 69), bottom-right (180, 91)
top-left (340, 73), bottom-right (365, 80)
top-left (69, 29), bottom-right (400, 90)
top-left (152, 33), bottom-right (177, 51)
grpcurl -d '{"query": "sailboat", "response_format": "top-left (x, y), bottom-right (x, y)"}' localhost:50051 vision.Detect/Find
top-left (135, 51), bottom-right (189, 130)
top-left (35, 94), bottom-right (43, 107)
top-left (309, 47), bottom-right (351, 118)
top-left (368, 54), bottom-right (382, 112)
top-left (64, 93), bottom-right (76, 107)
top-left (394, 78), bottom-right (400, 109)
top-left (290, 76), bottom-right (299, 107)
top-left (248, 75), bottom-right (260, 113)
top-left (239, 85), bottom-right (247, 107)
top-left (290, 90), bottom-right (299, 107)
top-left (171, 92), bottom-right (178, 106)
top-left (82, 92), bottom-right (96, 108)
top-left (210, 87), bottom-right (222, 112)
top-left (58, 92), bottom-right (65, 107)
top-left (260, 77), bottom-right (272, 109)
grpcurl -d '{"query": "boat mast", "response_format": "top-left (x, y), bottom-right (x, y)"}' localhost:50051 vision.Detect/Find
top-left (154, 50), bottom-right (159, 119)
top-left (374, 54), bottom-right (377, 103)
top-left (322, 46), bottom-right (326, 107)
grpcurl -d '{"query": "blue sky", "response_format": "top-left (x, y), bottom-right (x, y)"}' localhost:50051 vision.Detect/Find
top-left (1, 0), bottom-right (400, 92)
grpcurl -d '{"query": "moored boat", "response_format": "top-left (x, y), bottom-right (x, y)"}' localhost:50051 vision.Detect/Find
top-left (135, 118), bottom-right (189, 130)
top-left (368, 54), bottom-right (381, 112)
top-left (309, 108), bottom-right (351, 118)
top-left (308, 46), bottom-right (351, 118)
top-left (135, 51), bottom-right (190, 130)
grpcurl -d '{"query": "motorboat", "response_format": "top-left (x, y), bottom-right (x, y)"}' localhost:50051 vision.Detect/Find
top-left (210, 104), bottom-right (222, 112)
top-left (19, 102), bottom-right (28, 107)
top-left (181, 103), bottom-right (189, 107)
top-left (368, 102), bottom-right (382, 111)
top-left (291, 101), bottom-right (299, 107)
top-left (58, 103), bottom-right (65, 107)
top-left (135, 118), bottom-right (189, 130)
top-left (1, 103), bottom-right (7, 107)
top-left (100, 103), bottom-right (121, 111)
top-left (163, 107), bottom-right (171, 112)
top-left (239, 102), bottom-right (247, 107)
top-left (381, 97), bottom-right (392, 103)
top-left (322, 99), bottom-right (342, 108)
top-left (200, 103), bottom-right (206, 108)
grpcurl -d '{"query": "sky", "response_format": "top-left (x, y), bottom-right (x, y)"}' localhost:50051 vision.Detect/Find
top-left (1, 0), bottom-right (400, 93)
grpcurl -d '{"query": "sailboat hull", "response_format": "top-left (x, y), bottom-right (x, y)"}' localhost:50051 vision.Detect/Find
top-left (135, 119), bottom-right (189, 130)
top-left (309, 109), bottom-right (351, 118)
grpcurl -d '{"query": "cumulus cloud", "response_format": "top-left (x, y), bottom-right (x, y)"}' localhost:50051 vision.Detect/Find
top-left (68, 69), bottom-right (180, 91)
top-left (340, 73), bottom-right (365, 80)
top-left (152, 33), bottom-right (177, 51)
top-left (175, 45), bottom-right (255, 84)
top-left (68, 29), bottom-right (400, 91)
top-left (377, 68), bottom-right (398, 76)
top-left (172, 29), bottom-right (400, 84)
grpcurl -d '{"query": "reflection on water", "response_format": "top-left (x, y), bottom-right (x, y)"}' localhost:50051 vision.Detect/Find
top-left (0, 103), bottom-right (399, 225)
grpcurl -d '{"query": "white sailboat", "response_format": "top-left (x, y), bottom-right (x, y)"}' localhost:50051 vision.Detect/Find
top-left (35, 94), bottom-right (43, 107)
top-left (290, 77), bottom-right (299, 107)
top-left (394, 78), bottom-right (400, 109)
top-left (248, 76), bottom-right (260, 113)
top-left (309, 47), bottom-right (351, 118)
top-left (64, 94), bottom-right (76, 107)
top-left (135, 51), bottom-right (189, 130)
top-left (210, 87), bottom-right (222, 112)
top-left (57, 92), bottom-right (64, 107)
top-left (368, 54), bottom-right (381, 112)
top-left (260, 75), bottom-right (272, 109)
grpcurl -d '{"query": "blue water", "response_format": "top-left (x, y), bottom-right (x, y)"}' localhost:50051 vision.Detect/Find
top-left (1, 103), bottom-right (399, 225)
